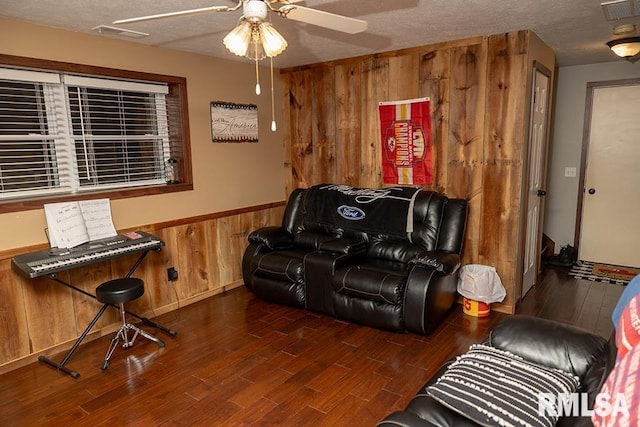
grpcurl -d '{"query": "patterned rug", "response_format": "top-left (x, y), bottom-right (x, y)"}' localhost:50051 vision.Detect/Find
top-left (569, 261), bottom-right (640, 285)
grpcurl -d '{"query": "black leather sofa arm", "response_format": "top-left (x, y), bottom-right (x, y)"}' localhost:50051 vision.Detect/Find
top-left (377, 394), bottom-right (477, 427)
top-left (409, 251), bottom-right (460, 275)
top-left (489, 315), bottom-right (609, 377)
top-left (318, 236), bottom-right (368, 255)
top-left (404, 268), bottom-right (459, 335)
top-left (377, 360), bottom-right (478, 427)
top-left (248, 227), bottom-right (293, 250)
top-left (376, 411), bottom-right (440, 427)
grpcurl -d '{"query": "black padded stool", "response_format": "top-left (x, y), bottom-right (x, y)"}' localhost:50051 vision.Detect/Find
top-left (96, 277), bottom-right (165, 370)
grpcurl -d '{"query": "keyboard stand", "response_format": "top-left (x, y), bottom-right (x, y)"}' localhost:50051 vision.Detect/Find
top-left (37, 249), bottom-right (177, 379)
top-left (38, 304), bottom-right (109, 379)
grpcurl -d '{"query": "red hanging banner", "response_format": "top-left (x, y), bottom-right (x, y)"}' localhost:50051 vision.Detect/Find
top-left (378, 97), bottom-right (432, 185)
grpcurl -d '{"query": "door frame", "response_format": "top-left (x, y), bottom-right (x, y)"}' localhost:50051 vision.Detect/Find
top-left (574, 77), bottom-right (640, 252)
top-left (519, 60), bottom-right (553, 301)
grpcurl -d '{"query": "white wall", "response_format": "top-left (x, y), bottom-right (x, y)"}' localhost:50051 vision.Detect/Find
top-left (544, 61), bottom-right (640, 250)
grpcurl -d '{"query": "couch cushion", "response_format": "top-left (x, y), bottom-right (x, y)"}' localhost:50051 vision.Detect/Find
top-left (332, 262), bottom-right (408, 305)
top-left (426, 344), bottom-right (580, 427)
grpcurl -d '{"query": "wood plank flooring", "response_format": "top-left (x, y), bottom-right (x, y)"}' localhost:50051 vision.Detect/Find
top-left (0, 266), bottom-right (623, 426)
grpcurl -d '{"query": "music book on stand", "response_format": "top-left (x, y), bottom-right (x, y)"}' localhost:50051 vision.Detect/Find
top-left (44, 198), bottom-right (118, 249)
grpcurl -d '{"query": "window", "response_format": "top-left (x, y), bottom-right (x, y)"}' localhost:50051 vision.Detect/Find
top-left (65, 76), bottom-right (170, 190)
top-left (0, 55), bottom-right (191, 213)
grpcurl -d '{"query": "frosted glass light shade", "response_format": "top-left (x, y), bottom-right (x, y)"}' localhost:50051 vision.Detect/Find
top-left (607, 37), bottom-right (640, 60)
top-left (259, 22), bottom-right (287, 57)
top-left (223, 21), bottom-right (252, 57)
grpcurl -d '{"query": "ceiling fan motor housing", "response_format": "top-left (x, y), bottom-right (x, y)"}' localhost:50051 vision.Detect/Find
top-left (244, 0), bottom-right (268, 23)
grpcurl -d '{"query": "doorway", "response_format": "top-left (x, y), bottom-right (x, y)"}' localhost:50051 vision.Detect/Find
top-left (576, 79), bottom-right (640, 268)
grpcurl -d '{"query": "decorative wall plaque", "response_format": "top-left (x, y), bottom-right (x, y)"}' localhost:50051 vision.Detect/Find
top-left (210, 101), bottom-right (258, 143)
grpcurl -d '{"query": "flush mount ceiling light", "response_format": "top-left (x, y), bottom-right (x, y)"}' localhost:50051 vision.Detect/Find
top-left (612, 23), bottom-right (637, 35)
top-left (607, 37), bottom-right (640, 62)
top-left (115, 0), bottom-right (367, 132)
top-left (607, 24), bottom-right (640, 63)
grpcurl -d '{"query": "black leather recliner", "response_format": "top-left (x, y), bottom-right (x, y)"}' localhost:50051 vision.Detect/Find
top-left (377, 315), bottom-right (615, 426)
top-left (242, 184), bottom-right (468, 335)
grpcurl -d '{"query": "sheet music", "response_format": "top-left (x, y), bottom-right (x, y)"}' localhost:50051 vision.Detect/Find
top-left (44, 199), bottom-right (117, 248)
top-left (79, 199), bottom-right (117, 241)
top-left (44, 202), bottom-right (90, 248)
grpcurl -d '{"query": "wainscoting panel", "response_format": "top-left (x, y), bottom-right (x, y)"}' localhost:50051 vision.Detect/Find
top-left (0, 202), bottom-right (285, 372)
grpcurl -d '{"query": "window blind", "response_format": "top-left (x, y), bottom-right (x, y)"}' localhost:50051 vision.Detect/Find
top-left (0, 73), bottom-right (70, 198)
top-left (66, 85), bottom-right (169, 189)
top-left (0, 67), bottom-right (172, 199)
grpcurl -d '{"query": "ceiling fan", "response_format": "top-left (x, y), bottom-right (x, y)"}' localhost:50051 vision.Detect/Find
top-left (113, 0), bottom-right (368, 36)
top-left (114, 1), bottom-right (367, 132)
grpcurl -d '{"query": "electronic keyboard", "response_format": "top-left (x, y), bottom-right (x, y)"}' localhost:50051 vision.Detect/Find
top-left (12, 231), bottom-right (164, 279)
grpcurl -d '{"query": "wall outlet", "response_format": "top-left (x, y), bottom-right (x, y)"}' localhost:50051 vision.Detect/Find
top-left (167, 267), bottom-right (178, 281)
top-left (564, 167), bottom-right (577, 178)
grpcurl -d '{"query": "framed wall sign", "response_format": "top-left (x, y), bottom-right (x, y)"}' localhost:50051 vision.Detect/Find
top-left (210, 101), bottom-right (259, 143)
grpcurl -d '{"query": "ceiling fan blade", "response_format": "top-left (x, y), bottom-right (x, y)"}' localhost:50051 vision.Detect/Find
top-left (113, 5), bottom-right (232, 25)
top-left (278, 5), bottom-right (368, 34)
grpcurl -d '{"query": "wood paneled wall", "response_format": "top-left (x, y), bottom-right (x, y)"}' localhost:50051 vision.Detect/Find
top-left (281, 30), bottom-right (555, 313)
top-left (0, 203), bottom-right (285, 372)
top-left (0, 29), bottom-right (554, 373)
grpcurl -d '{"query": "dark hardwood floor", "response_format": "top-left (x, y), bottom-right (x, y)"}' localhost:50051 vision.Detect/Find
top-left (0, 266), bottom-right (623, 426)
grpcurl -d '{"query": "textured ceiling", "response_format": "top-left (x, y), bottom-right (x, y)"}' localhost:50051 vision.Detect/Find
top-left (1, 0), bottom-right (639, 68)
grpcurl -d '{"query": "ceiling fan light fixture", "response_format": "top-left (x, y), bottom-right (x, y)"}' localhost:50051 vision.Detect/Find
top-left (223, 20), bottom-right (252, 57)
top-left (607, 37), bottom-right (640, 61)
top-left (259, 22), bottom-right (287, 57)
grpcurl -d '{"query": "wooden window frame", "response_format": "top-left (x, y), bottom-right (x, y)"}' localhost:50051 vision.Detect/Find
top-left (0, 54), bottom-right (193, 214)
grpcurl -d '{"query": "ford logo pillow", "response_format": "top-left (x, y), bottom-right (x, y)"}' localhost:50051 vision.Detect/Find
top-left (337, 205), bottom-right (365, 220)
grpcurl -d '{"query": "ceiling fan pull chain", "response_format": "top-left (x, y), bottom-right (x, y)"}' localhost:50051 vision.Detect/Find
top-left (254, 37), bottom-right (261, 95)
top-left (270, 56), bottom-right (276, 132)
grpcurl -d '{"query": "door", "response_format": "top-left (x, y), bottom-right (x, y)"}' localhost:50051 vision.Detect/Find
top-left (578, 82), bottom-right (640, 267)
top-left (522, 68), bottom-right (550, 297)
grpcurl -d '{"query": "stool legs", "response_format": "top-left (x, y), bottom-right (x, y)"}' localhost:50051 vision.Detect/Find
top-left (101, 303), bottom-right (165, 370)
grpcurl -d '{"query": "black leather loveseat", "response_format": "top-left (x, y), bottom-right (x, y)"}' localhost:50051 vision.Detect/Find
top-left (377, 315), bottom-right (615, 427)
top-left (242, 184), bottom-right (468, 335)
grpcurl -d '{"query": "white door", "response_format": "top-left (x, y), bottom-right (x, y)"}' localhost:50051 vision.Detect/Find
top-left (579, 83), bottom-right (640, 267)
top-left (522, 69), bottom-right (550, 297)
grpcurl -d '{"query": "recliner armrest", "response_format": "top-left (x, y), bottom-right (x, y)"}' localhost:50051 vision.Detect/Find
top-left (318, 236), bottom-right (368, 255)
top-left (489, 315), bottom-right (609, 378)
top-left (248, 227), bottom-right (293, 250)
top-left (409, 251), bottom-right (460, 275)
top-left (376, 410), bottom-right (440, 426)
